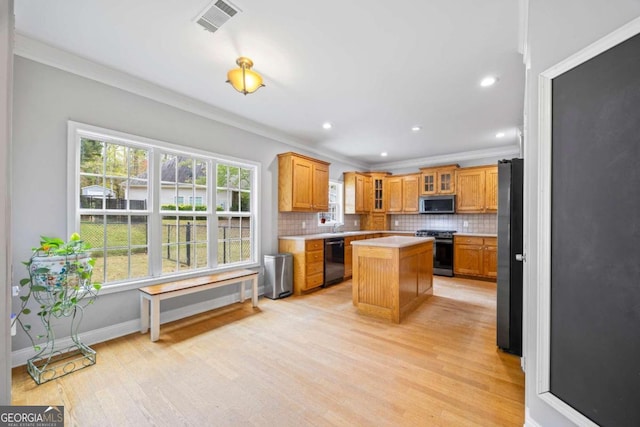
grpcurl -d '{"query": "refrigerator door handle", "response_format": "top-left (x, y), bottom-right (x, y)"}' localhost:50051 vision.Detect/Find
top-left (515, 253), bottom-right (526, 262)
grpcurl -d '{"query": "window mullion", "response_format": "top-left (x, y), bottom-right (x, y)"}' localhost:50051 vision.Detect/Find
top-left (210, 160), bottom-right (218, 268)
top-left (149, 149), bottom-right (162, 277)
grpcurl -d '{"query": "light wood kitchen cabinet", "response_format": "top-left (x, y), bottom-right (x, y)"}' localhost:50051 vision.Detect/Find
top-left (386, 174), bottom-right (420, 213)
top-left (386, 176), bottom-right (403, 213)
top-left (363, 175), bottom-right (373, 212)
top-left (370, 172), bottom-right (389, 212)
top-left (278, 152), bottom-right (330, 212)
top-left (453, 235), bottom-right (497, 279)
top-left (483, 238), bottom-right (497, 278)
top-left (278, 238), bottom-right (325, 294)
top-left (344, 172), bottom-right (372, 214)
top-left (484, 167), bottom-right (498, 211)
top-left (344, 235), bottom-right (361, 278)
top-left (419, 164), bottom-right (459, 195)
top-left (456, 165), bottom-right (498, 213)
top-left (402, 174), bottom-right (420, 213)
top-left (361, 212), bottom-right (387, 231)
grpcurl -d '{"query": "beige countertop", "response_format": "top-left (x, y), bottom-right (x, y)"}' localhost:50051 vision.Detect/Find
top-left (351, 235), bottom-right (434, 248)
top-left (278, 230), bottom-right (414, 240)
top-left (455, 232), bottom-right (498, 237)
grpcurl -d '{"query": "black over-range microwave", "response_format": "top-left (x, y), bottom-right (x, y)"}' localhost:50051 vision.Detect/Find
top-left (419, 195), bottom-right (456, 214)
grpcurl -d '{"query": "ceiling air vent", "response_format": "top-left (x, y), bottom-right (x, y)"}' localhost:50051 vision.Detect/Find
top-left (195, 0), bottom-right (241, 34)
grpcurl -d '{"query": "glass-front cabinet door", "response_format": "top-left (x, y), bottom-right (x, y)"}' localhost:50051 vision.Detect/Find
top-left (420, 165), bottom-right (458, 196)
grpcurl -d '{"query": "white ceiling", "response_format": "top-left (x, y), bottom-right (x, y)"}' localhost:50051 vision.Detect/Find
top-left (14, 0), bottom-right (525, 168)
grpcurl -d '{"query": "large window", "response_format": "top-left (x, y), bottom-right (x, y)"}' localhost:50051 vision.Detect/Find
top-left (69, 122), bottom-right (259, 288)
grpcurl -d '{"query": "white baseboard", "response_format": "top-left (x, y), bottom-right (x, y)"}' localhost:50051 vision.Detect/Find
top-left (524, 407), bottom-right (542, 427)
top-left (12, 287), bottom-right (263, 367)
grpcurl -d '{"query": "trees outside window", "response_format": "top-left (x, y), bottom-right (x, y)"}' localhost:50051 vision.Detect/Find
top-left (70, 123), bottom-right (258, 287)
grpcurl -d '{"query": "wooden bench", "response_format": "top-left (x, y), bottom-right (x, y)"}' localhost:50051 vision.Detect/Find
top-left (139, 269), bottom-right (259, 342)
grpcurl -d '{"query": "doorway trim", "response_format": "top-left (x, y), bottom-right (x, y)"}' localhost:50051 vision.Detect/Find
top-left (536, 15), bottom-right (640, 426)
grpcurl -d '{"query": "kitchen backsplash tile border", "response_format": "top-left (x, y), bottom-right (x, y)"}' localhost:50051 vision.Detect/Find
top-left (278, 212), bottom-right (496, 236)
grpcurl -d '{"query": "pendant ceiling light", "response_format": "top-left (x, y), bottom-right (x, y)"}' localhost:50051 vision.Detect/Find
top-left (226, 57), bottom-right (265, 95)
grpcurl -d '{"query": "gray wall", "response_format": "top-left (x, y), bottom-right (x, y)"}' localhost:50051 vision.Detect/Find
top-left (10, 56), bottom-right (358, 352)
top-left (524, 2), bottom-right (640, 426)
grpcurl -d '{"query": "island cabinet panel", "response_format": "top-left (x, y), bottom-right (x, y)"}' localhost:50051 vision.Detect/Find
top-left (356, 249), bottom-right (394, 308)
top-left (352, 237), bottom-right (433, 323)
top-left (399, 252), bottom-right (419, 308)
top-left (278, 238), bottom-right (324, 294)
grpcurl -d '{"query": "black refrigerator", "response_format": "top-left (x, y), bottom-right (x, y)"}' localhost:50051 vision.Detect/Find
top-left (496, 158), bottom-right (523, 356)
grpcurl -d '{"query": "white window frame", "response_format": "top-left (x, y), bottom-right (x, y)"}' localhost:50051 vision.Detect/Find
top-left (318, 180), bottom-right (343, 227)
top-left (67, 121), bottom-right (260, 294)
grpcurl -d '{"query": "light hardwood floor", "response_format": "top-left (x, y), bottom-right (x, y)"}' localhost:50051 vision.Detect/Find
top-left (12, 277), bottom-right (524, 426)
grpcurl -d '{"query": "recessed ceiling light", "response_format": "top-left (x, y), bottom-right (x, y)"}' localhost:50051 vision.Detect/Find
top-left (322, 122), bottom-right (332, 130)
top-left (381, 152), bottom-right (388, 157)
top-left (411, 126), bottom-right (421, 132)
top-left (496, 132), bottom-right (505, 138)
top-left (480, 76), bottom-right (498, 87)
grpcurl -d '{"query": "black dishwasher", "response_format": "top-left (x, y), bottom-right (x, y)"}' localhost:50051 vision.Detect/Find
top-left (324, 237), bottom-right (345, 286)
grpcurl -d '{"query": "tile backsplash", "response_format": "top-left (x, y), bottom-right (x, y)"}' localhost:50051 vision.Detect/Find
top-left (278, 212), bottom-right (496, 236)
top-left (388, 213), bottom-right (497, 234)
top-left (278, 213), bottom-right (362, 236)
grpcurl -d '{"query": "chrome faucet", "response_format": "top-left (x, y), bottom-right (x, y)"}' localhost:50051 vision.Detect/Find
top-left (332, 223), bottom-right (344, 233)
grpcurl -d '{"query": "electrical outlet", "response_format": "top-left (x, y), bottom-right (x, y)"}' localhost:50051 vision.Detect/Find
top-left (302, 221), bottom-right (306, 229)
top-left (354, 220), bottom-right (358, 226)
top-left (394, 220), bottom-right (399, 226)
top-left (12, 286), bottom-right (20, 296)
top-left (463, 221), bottom-right (469, 227)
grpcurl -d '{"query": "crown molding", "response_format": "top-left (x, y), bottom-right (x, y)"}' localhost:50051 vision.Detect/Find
top-left (373, 144), bottom-right (521, 170)
top-left (13, 33), bottom-right (368, 169)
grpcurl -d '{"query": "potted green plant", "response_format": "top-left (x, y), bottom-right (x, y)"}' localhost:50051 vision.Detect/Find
top-left (11, 233), bottom-right (102, 384)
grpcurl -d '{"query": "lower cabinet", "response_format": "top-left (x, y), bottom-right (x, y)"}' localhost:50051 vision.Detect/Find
top-left (278, 239), bottom-right (324, 294)
top-left (344, 236), bottom-right (358, 279)
top-left (453, 236), bottom-right (497, 280)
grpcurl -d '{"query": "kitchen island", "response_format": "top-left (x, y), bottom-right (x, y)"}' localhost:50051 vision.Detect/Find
top-left (351, 236), bottom-right (434, 323)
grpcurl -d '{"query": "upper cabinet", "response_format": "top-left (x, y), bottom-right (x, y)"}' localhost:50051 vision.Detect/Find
top-left (278, 152), bottom-right (330, 212)
top-left (370, 172), bottom-right (389, 212)
top-left (419, 164), bottom-right (459, 195)
top-left (344, 171), bottom-right (389, 214)
top-left (344, 172), bottom-right (372, 214)
top-left (456, 165), bottom-right (498, 213)
top-left (386, 173), bottom-right (420, 213)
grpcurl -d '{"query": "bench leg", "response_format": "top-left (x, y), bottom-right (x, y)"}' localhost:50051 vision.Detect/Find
top-left (140, 294), bottom-right (149, 334)
top-left (150, 296), bottom-right (160, 342)
top-left (251, 275), bottom-right (258, 307)
top-left (239, 279), bottom-right (245, 303)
